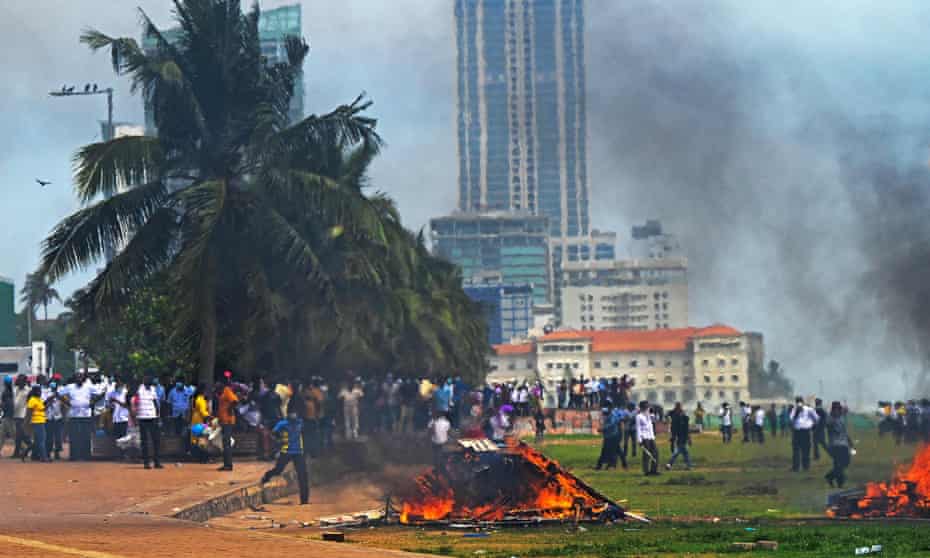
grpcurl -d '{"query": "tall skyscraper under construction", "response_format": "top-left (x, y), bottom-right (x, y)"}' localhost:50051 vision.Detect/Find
top-left (454, 0), bottom-right (589, 238)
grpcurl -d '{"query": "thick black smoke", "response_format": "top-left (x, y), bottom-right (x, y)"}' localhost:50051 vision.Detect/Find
top-left (585, 2), bottom-right (930, 400)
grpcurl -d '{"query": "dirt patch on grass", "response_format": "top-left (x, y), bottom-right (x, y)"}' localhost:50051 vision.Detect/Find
top-left (728, 481), bottom-right (779, 496)
top-left (664, 474), bottom-right (725, 487)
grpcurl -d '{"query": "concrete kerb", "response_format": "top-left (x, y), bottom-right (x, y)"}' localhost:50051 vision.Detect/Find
top-left (172, 470), bottom-right (299, 522)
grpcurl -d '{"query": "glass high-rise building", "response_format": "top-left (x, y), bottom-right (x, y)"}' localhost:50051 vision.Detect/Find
top-left (143, 4), bottom-right (304, 131)
top-left (455, 0), bottom-right (589, 238)
top-left (0, 276), bottom-right (15, 346)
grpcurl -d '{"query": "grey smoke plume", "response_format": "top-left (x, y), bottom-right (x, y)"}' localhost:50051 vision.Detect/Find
top-left (585, 2), bottom-right (930, 401)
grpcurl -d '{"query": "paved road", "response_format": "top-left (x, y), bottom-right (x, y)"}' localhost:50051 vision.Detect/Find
top-left (0, 459), bottom-right (433, 558)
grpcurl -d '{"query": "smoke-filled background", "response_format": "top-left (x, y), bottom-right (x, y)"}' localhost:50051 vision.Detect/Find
top-left (2, 1), bottom-right (930, 401)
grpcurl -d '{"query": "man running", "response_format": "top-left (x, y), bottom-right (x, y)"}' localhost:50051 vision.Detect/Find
top-left (261, 403), bottom-right (309, 505)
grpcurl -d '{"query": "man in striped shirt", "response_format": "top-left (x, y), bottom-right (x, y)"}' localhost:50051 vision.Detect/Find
top-left (261, 403), bottom-right (309, 505)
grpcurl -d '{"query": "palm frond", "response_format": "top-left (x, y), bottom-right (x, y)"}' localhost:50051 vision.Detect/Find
top-left (40, 180), bottom-right (169, 283)
top-left (80, 29), bottom-right (147, 75)
top-left (73, 135), bottom-right (162, 203)
top-left (83, 208), bottom-right (179, 313)
top-left (278, 94), bottom-right (382, 158)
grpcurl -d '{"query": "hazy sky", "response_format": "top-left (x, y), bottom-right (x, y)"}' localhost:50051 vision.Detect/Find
top-left (3, 1), bottom-right (930, 400)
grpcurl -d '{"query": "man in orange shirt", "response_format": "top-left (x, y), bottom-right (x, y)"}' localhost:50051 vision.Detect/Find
top-left (216, 375), bottom-right (239, 471)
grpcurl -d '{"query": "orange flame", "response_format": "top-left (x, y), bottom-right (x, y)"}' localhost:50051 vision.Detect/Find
top-left (399, 441), bottom-right (608, 524)
top-left (855, 444), bottom-right (930, 517)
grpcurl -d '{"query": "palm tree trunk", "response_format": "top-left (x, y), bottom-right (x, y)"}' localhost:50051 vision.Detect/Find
top-left (194, 253), bottom-right (219, 391)
top-left (44, 302), bottom-right (48, 321)
top-left (198, 277), bottom-right (217, 393)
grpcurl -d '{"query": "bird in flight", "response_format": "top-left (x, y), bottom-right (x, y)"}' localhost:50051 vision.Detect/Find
top-left (36, 179), bottom-right (52, 187)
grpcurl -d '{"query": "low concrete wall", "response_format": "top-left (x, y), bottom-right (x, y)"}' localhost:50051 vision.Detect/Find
top-left (172, 469), bottom-right (298, 522)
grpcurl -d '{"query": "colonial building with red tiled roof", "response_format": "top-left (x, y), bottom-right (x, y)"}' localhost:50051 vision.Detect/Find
top-left (489, 325), bottom-right (763, 408)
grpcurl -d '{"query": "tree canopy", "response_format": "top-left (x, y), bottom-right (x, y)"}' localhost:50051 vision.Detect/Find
top-left (41, 0), bottom-right (489, 386)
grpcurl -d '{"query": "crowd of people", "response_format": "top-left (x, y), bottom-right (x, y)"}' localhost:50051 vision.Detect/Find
top-left (554, 376), bottom-right (636, 410)
top-left (582, 393), bottom-right (866, 489)
top-left (1, 368), bottom-right (919, 497)
top-left (877, 399), bottom-right (930, 445)
top-left (0, 371), bottom-right (495, 467)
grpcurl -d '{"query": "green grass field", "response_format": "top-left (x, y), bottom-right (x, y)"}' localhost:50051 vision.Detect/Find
top-left (340, 421), bottom-right (929, 557)
top-left (535, 424), bottom-right (915, 519)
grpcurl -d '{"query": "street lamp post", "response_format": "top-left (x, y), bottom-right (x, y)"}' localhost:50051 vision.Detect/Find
top-left (49, 84), bottom-right (115, 140)
top-left (49, 84), bottom-right (117, 260)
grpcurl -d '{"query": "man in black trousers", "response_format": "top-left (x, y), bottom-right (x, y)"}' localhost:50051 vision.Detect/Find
top-left (636, 401), bottom-right (659, 476)
top-left (812, 398), bottom-right (828, 460)
top-left (790, 396), bottom-right (819, 472)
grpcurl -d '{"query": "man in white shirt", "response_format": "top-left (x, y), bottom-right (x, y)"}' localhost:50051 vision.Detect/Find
top-left (719, 403), bottom-right (733, 443)
top-left (636, 400), bottom-right (659, 476)
top-left (107, 379), bottom-right (130, 458)
top-left (44, 379), bottom-right (65, 460)
top-left (428, 411), bottom-right (451, 471)
top-left (11, 375), bottom-right (31, 458)
top-left (62, 372), bottom-right (105, 461)
top-left (753, 405), bottom-right (766, 444)
top-left (789, 396), bottom-right (819, 472)
top-left (133, 375), bottom-right (162, 469)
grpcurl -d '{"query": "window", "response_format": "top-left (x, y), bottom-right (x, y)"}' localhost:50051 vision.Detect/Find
top-left (665, 360), bottom-right (672, 367)
top-left (683, 360), bottom-right (692, 366)
top-left (702, 359), bottom-right (709, 367)
top-left (733, 391), bottom-right (741, 401)
top-left (704, 390), bottom-right (713, 400)
top-left (572, 362), bottom-right (580, 369)
top-left (611, 361), bottom-right (619, 368)
top-left (508, 363), bottom-right (516, 371)
top-left (717, 375), bottom-right (725, 383)
top-left (594, 361), bottom-right (602, 369)
top-left (647, 359), bottom-right (655, 366)
top-left (663, 390), bottom-right (676, 403)
top-left (546, 363), bottom-right (553, 369)
top-left (717, 359), bottom-right (726, 367)
top-left (731, 358), bottom-right (739, 366)
top-left (630, 360), bottom-right (638, 368)
top-left (718, 391), bottom-right (726, 399)
top-left (703, 375), bottom-right (711, 383)
top-left (664, 375), bottom-right (673, 383)
top-left (556, 363), bottom-right (563, 369)
top-left (663, 291), bottom-right (669, 298)
top-left (525, 361), bottom-right (533, 369)
top-left (731, 375), bottom-right (739, 383)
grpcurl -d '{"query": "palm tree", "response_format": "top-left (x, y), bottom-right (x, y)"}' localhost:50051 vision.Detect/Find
top-left (20, 273), bottom-right (61, 320)
top-left (40, 0), bottom-right (382, 388)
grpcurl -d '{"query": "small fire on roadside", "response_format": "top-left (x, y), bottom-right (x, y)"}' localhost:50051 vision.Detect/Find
top-left (828, 444), bottom-right (930, 518)
top-left (398, 440), bottom-right (623, 525)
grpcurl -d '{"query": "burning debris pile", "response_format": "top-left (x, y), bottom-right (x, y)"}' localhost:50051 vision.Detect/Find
top-left (828, 444), bottom-right (930, 518)
top-left (398, 439), bottom-right (628, 526)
